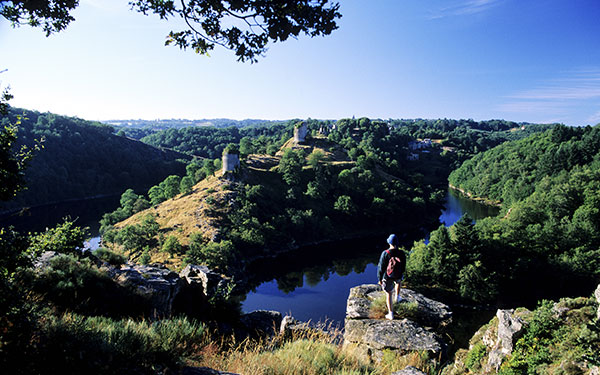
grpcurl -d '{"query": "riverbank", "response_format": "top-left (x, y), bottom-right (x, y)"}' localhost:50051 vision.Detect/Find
top-left (448, 184), bottom-right (502, 208)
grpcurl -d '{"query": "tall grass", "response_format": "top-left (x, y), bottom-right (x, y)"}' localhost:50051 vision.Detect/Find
top-left (37, 313), bottom-right (205, 374)
top-left (369, 295), bottom-right (420, 321)
top-left (193, 323), bottom-right (378, 375)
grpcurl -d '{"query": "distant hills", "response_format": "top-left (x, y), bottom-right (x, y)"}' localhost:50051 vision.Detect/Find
top-left (0, 109), bottom-right (189, 212)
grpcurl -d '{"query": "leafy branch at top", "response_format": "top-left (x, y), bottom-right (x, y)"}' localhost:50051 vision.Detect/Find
top-left (1, 0), bottom-right (341, 62)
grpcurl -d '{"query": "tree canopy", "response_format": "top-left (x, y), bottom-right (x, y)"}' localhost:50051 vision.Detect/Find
top-left (1, 0), bottom-right (341, 62)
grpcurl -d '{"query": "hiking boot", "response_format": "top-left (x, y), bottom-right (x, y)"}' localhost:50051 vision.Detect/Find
top-left (385, 312), bottom-right (394, 320)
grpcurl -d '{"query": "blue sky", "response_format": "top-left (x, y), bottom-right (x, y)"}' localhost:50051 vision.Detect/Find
top-left (1, 0), bottom-right (599, 125)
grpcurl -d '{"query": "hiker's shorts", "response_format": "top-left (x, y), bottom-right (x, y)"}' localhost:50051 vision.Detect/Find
top-left (381, 277), bottom-right (400, 293)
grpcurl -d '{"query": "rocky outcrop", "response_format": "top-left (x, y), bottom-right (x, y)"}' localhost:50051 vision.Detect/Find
top-left (484, 309), bottom-right (528, 372)
top-left (179, 264), bottom-right (226, 298)
top-left (345, 284), bottom-right (452, 328)
top-left (239, 310), bottom-right (282, 338)
top-left (113, 264), bottom-right (185, 319)
top-left (392, 366), bottom-right (427, 375)
top-left (345, 318), bottom-right (444, 363)
top-left (595, 284), bottom-right (600, 320)
top-left (343, 284), bottom-right (451, 364)
top-left (445, 287), bottom-right (600, 375)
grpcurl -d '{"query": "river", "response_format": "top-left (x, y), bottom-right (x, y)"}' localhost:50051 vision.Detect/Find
top-left (0, 195), bottom-right (122, 249)
top-left (0, 188), bottom-right (499, 326)
top-left (240, 188), bottom-right (500, 325)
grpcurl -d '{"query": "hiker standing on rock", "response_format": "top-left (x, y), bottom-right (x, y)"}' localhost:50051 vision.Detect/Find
top-left (377, 234), bottom-right (406, 320)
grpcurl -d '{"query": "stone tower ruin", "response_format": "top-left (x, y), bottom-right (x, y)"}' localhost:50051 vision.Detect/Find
top-left (294, 122), bottom-right (308, 144)
top-left (222, 152), bottom-right (240, 173)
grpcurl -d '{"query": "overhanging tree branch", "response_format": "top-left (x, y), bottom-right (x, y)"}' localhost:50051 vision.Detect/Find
top-left (1, 0), bottom-right (341, 63)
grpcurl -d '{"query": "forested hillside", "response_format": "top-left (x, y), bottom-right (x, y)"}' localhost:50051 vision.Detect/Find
top-left (0, 109), bottom-right (188, 211)
top-left (112, 118), bottom-right (281, 140)
top-left (103, 119), bottom-right (447, 275)
top-left (391, 118), bottom-right (555, 161)
top-left (139, 120), bottom-right (299, 158)
top-left (408, 124), bottom-right (600, 304)
top-left (449, 124), bottom-right (600, 205)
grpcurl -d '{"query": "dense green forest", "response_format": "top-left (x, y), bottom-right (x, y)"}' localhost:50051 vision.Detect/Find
top-left (390, 118), bottom-right (555, 161)
top-left (138, 120), bottom-right (300, 158)
top-left (408, 124), bottom-right (600, 303)
top-left (2, 107), bottom-right (597, 374)
top-left (110, 118), bottom-right (281, 139)
top-left (0, 109), bottom-right (189, 212)
top-left (99, 117), bottom-right (564, 279)
top-left (101, 118), bottom-right (448, 275)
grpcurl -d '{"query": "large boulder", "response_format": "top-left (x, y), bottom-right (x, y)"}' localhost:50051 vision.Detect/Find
top-left (485, 309), bottom-right (528, 372)
top-left (239, 310), bottom-right (282, 338)
top-left (344, 284), bottom-right (450, 364)
top-left (344, 318), bottom-right (445, 363)
top-left (113, 264), bottom-right (185, 319)
top-left (346, 284), bottom-right (452, 328)
top-left (179, 264), bottom-right (227, 299)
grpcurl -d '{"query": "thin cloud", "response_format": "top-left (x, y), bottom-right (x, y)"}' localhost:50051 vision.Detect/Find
top-left (498, 68), bottom-right (600, 125)
top-left (429, 0), bottom-right (502, 19)
top-left (509, 69), bottom-right (600, 100)
top-left (587, 109), bottom-right (600, 125)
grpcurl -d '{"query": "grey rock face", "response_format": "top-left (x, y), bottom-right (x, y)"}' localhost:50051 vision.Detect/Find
top-left (344, 284), bottom-right (449, 364)
top-left (345, 318), bottom-right (444, 363)
top-left (485, 309), bottom-right (527, 372)
top-left (346, 284), bottom-right (452, 328)
top-left (391, 366), bottom-right (428, 375)
top-left (33, 251), bottom-right (60, 269)
top-left (179, 264), bottom-right (224, 298)
top-left (113, 264), bottom-right (184, 319)
top-left (240, 310), bottom-right (283, 337)
top-left (595, 284), bottom-right (600, 320)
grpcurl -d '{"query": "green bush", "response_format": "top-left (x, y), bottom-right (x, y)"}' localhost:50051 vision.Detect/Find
top-left (162, 235), bottom-right (183, 256)
top-left (139, 250), bottom-right (151, 265)
top-left (28, 220), bottom-right (88, 256)
top-left (27, 253), bottom-right (149, 317)
top-left (465, 342), bottom-right (487, 371)
top-left (93, 247), bottom-right (127, 266)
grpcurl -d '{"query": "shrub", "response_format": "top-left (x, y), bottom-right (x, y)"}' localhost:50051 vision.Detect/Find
top-left (37, 313), bottom-right (205, 374)
top-left (28, 220), bottom-right (87, 256)
top-left (27, 253), bottom-right (148, 317)
top-left (93, 247), bottom-right (126, 266)
top-left (196, 334), bottom-right (376, 375)
top-left (139, 250), bottom-right (151, 265)
top-left (465, 342), bottom-right (487, 371)
top-left (162, 236), bottom-right (183, 256)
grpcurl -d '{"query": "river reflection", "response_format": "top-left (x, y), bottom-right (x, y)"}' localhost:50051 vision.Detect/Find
top-left (0, 195), bottom-right (121, 249)
top-left (241, 189), bottom-right (500, 324)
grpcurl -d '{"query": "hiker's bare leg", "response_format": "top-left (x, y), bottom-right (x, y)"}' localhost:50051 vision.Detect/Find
top-left (394, 281), bottom-right (401, 300)
top-left (386, 290), bottom-right (393, 314)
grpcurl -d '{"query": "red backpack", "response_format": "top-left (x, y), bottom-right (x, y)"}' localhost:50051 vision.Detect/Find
top-left (386, 249), bottom-right (405, 279)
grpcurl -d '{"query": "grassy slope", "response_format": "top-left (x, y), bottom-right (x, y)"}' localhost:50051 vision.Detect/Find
top-left (113, 135), bottom-right (357, 269)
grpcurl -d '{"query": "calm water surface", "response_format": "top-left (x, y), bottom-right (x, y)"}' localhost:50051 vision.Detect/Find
top-left (0, 195), bottom-right (121, 250)
top-left (241, 189), bottom-right (500, 325)
top-left (0, 188), bottom-right (500, 326)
